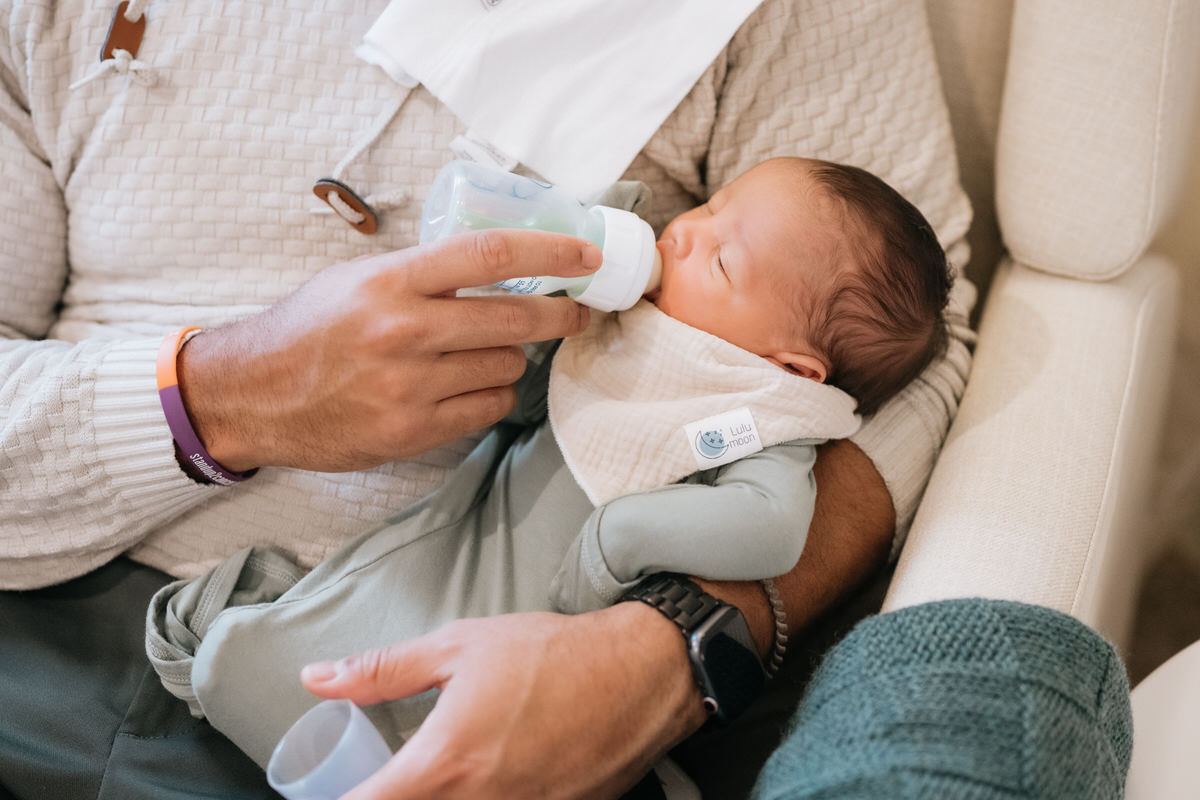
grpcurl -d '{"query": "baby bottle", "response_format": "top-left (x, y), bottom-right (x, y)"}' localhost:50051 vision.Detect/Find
top-left (419, 160), bottom-right (662, 312)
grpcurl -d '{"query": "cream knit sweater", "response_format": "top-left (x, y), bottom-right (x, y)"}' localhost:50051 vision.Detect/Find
top-left (0, 0), bottom-right (973, 589)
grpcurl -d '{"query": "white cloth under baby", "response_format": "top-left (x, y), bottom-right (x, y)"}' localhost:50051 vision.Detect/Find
top-left (357, 0), bottom-right (765, 202)
top-left (548, 301), bottom-right (861, 506)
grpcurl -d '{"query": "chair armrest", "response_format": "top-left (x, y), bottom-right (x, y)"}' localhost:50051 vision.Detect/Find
top-left (882, 254), bottom-right (1180, 651)
top-left (1126, 638), bottom-right (1200, 798)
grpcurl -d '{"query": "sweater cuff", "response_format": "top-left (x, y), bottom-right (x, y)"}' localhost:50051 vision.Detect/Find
top-left (91, 336), bottom-right (217, 507)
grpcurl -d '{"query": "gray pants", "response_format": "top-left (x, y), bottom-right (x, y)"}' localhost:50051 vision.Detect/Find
top-left (0, 558), bottom-right (274, 800)
top-left (1, 558), bottom-right (1132, 800)
top-left (0, 554), bottom-right (822, 799)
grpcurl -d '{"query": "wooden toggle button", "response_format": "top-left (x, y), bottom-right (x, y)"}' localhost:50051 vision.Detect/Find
top-left (313, 178), bottom-right (379, 235)
top-left (101, 1), bottom-right (147, 61)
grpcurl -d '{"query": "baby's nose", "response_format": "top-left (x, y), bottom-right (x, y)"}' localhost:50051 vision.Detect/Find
top-left (668, 227), bottom-right (693, 261)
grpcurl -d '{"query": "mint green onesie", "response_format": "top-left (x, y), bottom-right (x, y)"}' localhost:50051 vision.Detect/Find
top-left (146, 346), bottom-right (823, 767)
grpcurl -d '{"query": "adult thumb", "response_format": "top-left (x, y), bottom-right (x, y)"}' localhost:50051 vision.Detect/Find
top-left (300, 641), bottom-right (444, 706)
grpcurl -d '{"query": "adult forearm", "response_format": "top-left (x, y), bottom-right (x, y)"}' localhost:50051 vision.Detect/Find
top-left (696, 438), bottom-right (895, 656)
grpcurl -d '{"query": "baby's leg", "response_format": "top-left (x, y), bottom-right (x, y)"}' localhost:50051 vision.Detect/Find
top-left (150, 427), bottom-right (551, 767)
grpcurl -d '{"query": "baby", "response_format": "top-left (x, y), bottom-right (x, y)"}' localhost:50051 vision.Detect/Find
top-left (146, 156), bottom-right (953, 766)
top-left (648, 156), bottom-right (949, 416)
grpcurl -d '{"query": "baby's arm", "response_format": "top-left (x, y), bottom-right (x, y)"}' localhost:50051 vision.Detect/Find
top-left (550, 439), bottom-right (819, 614)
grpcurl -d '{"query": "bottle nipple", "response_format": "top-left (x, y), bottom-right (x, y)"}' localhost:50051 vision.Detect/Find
top-left (573, 206), bottom-right (660, 312)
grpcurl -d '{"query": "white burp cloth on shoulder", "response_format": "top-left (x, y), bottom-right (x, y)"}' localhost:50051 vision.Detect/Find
top-left (548, 300), bottom-right (861, 506)
top-left (357, 0), bottom-right (765, 202)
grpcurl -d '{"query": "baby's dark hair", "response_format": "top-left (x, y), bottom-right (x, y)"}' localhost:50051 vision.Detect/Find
top-left (805, 160), bottom-right (953, 416)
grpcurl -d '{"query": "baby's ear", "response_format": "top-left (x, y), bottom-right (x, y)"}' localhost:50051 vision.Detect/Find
top-left (766, 351), bottom-right (827, 383)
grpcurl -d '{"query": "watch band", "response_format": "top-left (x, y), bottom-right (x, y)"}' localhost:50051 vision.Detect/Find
top-left (627, 573), bottom-right (721, 631)
top-left (623, 573), bottom-right (764, 722)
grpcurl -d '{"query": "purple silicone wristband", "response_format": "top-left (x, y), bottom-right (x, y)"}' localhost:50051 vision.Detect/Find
top-left (158, 383), bottom-right (257, 485)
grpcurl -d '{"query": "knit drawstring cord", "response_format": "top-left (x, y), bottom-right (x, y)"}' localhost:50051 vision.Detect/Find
top-left (123, 0), bottom-right (148, 22)
top-left (70, 1), bottom-right (154, 91)
top-left (319, 187), bottom-right (413, 226)
top-left (311, 90), bottom-right (414, 225)
top-left (69, 48), bottom-right (157, 91)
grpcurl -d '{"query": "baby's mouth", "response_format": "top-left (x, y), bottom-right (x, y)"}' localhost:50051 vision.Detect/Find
top-left (644, 240), bottom-right (669, 301)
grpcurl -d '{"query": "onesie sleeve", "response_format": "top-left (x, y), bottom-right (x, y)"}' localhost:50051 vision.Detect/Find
top-left (549, 440), bottom-right (818, 614)
top-left (0, 24), bottom-right (213, 589)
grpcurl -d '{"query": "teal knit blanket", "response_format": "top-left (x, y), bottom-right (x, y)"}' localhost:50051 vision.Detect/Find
top-left (750, 598), bottom-right (1132, 799)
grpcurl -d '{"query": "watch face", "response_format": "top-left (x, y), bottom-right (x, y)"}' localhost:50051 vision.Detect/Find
top-left (690, 607), bottom-right (765, 721)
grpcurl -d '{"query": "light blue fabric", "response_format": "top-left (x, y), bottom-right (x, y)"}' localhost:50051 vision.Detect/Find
top-left (147, 349), bottom-right (823, 766)
top-left (750, 598), bottom-right (1133, 800)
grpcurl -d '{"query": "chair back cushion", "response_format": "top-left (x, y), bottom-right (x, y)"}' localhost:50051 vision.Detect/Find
top-left (925, 0), bottom-right (1014, 292)
top-left (996, 0), bottom-right (1200, 279)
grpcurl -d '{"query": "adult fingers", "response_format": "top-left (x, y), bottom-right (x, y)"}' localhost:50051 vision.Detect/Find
top-left (424, 293), bottom-right (591, 352)
top-left (368, 386), bottom-right (517, 460)
top-left (339, 736), bottom-right (447, 800)
top-left (424, 345), bottom-right (527, 398)
top-left (338, 669), bottom-right (502, 800)
top-left (404, 229), bottom-right (602, 297)
top-left (427, 386), bottom-right (518, 443)
top-left (300, 641), bottom-right (446, 707)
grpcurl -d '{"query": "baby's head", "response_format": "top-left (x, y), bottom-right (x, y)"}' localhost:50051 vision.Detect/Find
top-left (648, 157), bottom-right (952, 415)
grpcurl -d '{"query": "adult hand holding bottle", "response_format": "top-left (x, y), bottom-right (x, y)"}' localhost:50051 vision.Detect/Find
top-left (176, 230), bottom-right (599, 474)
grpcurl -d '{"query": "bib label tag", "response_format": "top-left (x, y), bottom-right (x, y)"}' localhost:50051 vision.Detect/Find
top-left (683, 407), bottom-right (762, 470)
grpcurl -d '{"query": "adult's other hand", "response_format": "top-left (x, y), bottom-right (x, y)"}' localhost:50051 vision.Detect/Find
top-left (177, 230), bottom-right (599, 472)
top-left (300, 603), bottom-right (707, 800)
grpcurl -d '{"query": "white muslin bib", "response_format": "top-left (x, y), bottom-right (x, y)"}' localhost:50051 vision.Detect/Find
top-left (357, 0), bottom-right (765, 201)
top-left (548, 301), bottom-right (861, 506)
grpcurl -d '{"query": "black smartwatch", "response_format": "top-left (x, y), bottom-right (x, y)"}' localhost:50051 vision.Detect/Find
top-left (622, 573), bottom-right (765, 722)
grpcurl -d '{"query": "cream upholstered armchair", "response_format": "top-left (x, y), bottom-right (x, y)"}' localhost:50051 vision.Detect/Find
top-left (884, 0), bottom-right (1199, 652)
top-left (679, 4), bottom-right (1197, 797)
